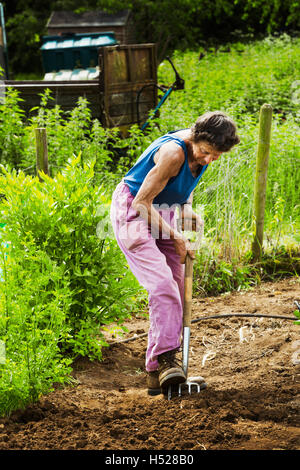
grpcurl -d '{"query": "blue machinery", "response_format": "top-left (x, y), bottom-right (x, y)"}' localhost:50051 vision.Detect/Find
top-left (138, 56), bottom-right (185, 132)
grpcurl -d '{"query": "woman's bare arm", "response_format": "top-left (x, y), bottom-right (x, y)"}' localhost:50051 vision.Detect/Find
top-left (131, 142), bottom-right (194, 262)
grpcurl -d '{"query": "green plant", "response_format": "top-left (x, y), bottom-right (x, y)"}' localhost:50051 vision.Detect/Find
top-left (0, 155), bottom-right (145, 360)
top-left (0, 88), bottom-right (30, 169)
top-left (0, 236), bottom-right (73, 416)
top-left (293, 309), bottom-right (300, 326)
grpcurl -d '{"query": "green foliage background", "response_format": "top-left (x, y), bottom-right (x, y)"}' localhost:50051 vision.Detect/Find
top-left (1, 0), bottom-right (300, 76)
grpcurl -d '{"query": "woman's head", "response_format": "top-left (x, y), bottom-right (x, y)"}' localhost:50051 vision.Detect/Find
top-left (191, 111), bottom-right (240, 152)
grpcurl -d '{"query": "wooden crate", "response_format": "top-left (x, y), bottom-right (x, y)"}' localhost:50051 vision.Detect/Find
top-left (99, 43), bottom-right (157, 128)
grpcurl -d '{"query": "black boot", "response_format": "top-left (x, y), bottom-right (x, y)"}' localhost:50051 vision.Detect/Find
top-left (158, 349), bottom-right (186, 389)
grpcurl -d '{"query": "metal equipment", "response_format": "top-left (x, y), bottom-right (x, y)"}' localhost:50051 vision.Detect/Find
top-left (137, 55), bottom-right (185, 131)
top-left (167, 218), bottom-right (207, 400)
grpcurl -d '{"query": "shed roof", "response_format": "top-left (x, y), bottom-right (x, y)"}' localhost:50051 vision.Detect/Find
top-left (47, 10), bottom-right (131, 28)
top-left (41, 32), bottom-right (117, 51)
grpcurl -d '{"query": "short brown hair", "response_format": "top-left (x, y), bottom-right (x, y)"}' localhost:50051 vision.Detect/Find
top-left (191, 111), bottom-right (240, 152)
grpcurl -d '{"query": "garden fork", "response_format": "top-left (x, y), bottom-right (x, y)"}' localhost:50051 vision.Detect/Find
top-left (167, 219), bottom-right (207, 400)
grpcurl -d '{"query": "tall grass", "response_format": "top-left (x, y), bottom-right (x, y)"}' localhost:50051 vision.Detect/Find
top-left (157, 34), bottom-right (300, 120)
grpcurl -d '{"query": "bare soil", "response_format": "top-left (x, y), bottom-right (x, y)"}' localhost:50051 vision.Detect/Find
top-left (0, 278), bottom-right (299, 451)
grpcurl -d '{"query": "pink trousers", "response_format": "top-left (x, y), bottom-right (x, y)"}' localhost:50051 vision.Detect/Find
top-left (110, 181), bottom-right (184, 372)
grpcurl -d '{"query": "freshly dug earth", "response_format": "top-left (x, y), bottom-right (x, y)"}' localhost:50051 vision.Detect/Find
top-left (0, 278), bottom-right (299, 450)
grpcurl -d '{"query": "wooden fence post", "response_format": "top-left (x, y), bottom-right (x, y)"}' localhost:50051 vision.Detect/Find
top-left (251, 103), bottom-right (273, 261)
top-left (35, 128), bottom-right (49, 182)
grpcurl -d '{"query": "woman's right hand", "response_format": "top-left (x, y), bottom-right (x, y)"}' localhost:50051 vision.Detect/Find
top-left (173, 235), bottom-right (195, 264)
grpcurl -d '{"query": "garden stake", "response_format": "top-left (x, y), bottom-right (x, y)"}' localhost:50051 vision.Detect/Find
top-left (167, 224), bottom-right (207, 400)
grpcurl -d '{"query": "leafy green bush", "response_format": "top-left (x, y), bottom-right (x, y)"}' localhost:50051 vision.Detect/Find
top-left (0, 236), bottom-right (73, 416)
top-left (0, 153), bottom-right (147, 415)
top-left (0, 88), bottom-right (31, 169)
top-left (0, 156), bottom-right (145, 360)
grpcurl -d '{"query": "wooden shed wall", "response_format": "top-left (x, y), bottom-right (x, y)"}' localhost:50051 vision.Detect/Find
top-left (4, 80), bottom-right (101, 119)
top-left (48, 26), bottom-right (132, 44)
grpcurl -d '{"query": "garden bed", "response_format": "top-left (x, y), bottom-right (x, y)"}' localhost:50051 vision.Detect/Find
top-left (0, 277), bottom-right (299, 451)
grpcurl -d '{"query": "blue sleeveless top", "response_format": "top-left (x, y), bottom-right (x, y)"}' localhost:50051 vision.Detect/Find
top-left (123, 131), bottom-right (208, 205)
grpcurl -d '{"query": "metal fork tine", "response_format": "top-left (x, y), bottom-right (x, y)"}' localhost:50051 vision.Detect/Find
top-left (188, 381), bottom-right (201, 393)
top-left (166, 380), bottom-right (204, 399)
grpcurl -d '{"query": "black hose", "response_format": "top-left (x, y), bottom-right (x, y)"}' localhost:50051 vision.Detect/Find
top-left (136, 83), bottom-right (167, 128)
top-left (108, 312), bottom-right (298, 345)
top-left (191, 313), bottom-right (297, 323)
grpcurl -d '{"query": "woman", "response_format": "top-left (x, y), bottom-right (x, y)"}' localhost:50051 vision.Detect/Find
top-left (110, 111), bottom-right (240, 395)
